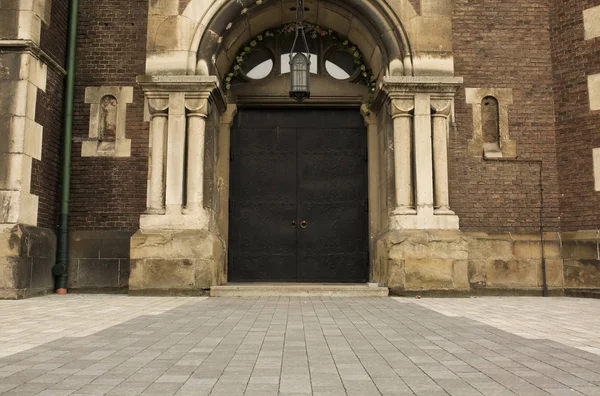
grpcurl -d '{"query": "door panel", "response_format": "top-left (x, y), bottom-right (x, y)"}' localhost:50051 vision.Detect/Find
top-left (229, 108), bottom-right (368, 283)
top-left (229, 125), bottom-right (297, 282)
top-left (297, 124), bottom-right (368, 282)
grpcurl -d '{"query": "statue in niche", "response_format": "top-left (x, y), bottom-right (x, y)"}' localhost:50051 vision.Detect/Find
top-left (100, 95), bottom-right (118, 141)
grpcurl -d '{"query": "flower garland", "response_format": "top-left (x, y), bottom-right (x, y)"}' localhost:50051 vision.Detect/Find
top-left (222, 22), bottom-right (377, 107)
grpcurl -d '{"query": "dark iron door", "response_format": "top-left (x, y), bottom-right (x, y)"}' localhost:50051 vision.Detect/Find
top-left (229, 108), bottom-right (368, 282)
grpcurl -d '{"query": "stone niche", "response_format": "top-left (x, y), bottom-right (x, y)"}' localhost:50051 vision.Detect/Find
top-left (466, 88), bottom-right (516, 159)
top-left (81, 86), bottom-right (133, 157)
top-left (0, 225), bottom-right (56, 299)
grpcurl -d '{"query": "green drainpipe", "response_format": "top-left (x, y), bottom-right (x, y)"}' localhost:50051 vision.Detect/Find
top-left (53, 0), bottom-right (79, 294)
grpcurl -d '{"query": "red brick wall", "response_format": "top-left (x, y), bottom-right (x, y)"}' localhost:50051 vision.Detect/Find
top-left (550, 0), bottom-right (600, 231)
top-left (450, 0), bottom-right (561, 233)
top-left (69, 0), bottom-right (149, 231)
top-left (31, 0), bottom-right (69, 230)
top-left (40, 0), bottom-right (69, 63)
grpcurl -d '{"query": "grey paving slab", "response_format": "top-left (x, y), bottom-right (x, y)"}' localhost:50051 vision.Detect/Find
top-left (0, 297), bottom-right (600, 395)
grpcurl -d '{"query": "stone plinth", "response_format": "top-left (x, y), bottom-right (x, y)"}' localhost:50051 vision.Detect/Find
top-left (129, 229), bottom-right (226, 295)
top-left (0, 224), bottom-right (55, 299)
top-left (377, 230), bottom-right (568, 296)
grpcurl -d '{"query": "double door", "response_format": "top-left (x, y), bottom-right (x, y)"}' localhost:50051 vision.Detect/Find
top-left (228, 108), bottom-right (368, 282)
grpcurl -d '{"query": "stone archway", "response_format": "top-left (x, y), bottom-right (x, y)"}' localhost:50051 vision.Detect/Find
top-left (131, 0), bottom-right (465, 295)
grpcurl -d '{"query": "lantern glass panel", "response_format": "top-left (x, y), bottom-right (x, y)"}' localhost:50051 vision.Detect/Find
top-left (290, 53), bottom-right (309, 92)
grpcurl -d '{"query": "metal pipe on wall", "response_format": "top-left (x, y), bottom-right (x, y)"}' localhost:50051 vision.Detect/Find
top-left (52, 0), bottom-right (80, 294)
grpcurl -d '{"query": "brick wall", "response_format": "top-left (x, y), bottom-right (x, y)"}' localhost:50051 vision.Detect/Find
top-left (550, 0), bottom-right (600, 231)
top-left (33, 69), bottom-right (65, 230)
top-left (450, 0), bottom-right (561, 233)
top-left (69, 0), bottom-right (148, 232)
top-left (31, 0), bottom-right (69, 230)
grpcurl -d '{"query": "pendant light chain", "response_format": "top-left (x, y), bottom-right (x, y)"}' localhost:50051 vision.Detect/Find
top-left (289, 0), bottom-right (311, 101)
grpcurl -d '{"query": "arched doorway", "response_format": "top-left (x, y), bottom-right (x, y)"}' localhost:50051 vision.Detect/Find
top-left (131, 0), bottom-right (463, 295)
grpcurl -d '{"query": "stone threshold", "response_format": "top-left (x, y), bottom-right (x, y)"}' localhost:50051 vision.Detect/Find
top-left (210, 283), bottom-right (389, 297)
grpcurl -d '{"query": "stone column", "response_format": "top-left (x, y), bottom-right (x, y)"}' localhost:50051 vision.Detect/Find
top-left (413, 93), bottom-right (435, 216)
top-left (390, 98), bottom-right (416, 215)
top-left (361, 106), bottom-right (382, 282)
top-left (431, 100), bottom-right (454, 215)
top-left (184, 95), bottom-right (210, 214)
top-left (165, 92), bottom-right (186, 215)
top-left (147, 97), bottom-right (168, 213)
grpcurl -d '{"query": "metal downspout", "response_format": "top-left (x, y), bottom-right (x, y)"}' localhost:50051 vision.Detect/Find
top-left (53, 0), bottom-right (79, 294)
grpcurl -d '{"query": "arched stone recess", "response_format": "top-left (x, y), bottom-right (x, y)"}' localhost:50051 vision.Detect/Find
top-left (195, 0), bottom-right (411, 79)
top-left (145, 0), bottom-right (436, 76)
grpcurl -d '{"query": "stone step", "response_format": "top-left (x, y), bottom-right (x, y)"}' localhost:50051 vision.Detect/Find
top-left (210, 283), bottom-right (389, 297)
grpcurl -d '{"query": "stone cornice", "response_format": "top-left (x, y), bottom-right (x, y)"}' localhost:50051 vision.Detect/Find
top-left (371, 76), bottom-right (463, 113)
top-left (0, 39), bottom-right (66, 76)
top-left (136, 75), bottom-right (226, 113)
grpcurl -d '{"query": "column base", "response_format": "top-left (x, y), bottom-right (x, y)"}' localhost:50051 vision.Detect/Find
top-left (390, 207), bottom-right (459, 230)
top-left (129, 229), bottom-right (226, 294)
top-left (392, 207), bottom-right (417, 216)
top-left (140, 210), bottom-right (210, 230)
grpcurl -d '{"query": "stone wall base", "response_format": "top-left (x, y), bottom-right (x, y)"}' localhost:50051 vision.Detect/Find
top-left (0, 224), bottom-right (56, 299)
top-left (68, 230), bottom-right (132, 293)
top-left (375, 230), bottom-right (600, 295)
top-left (129, 229), bottom-right (226, 295)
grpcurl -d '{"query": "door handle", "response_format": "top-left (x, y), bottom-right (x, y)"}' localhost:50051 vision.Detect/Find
top-left (300, 220), bottom-right (308, 229)
top-left (291, 221), bottom-right (297, 229)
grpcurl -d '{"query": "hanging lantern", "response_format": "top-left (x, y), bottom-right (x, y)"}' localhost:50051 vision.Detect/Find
top-left (290, 52), bottom-right (310, 101)
top-left (289, 0), bottom-right (310, 102)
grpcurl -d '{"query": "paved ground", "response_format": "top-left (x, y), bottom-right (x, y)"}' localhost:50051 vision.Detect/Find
top-left (0, 296), bottom-right (599, 396)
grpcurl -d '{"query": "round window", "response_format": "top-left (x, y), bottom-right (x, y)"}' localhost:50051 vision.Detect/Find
top-left (241, 48), bottom-right (274, 80)
top-left (325, 50), bottom-right (357, 80)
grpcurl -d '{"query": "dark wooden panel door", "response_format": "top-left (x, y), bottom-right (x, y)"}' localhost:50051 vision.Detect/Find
top-left (229, 108), bottom-right (367, 282)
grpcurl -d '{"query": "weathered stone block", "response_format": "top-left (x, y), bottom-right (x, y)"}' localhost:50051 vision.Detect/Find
top-left (563, 259), bottom-right (600, 289)
top-left (544, 259), bottom-right (564, 288)
top-left (129, 229), bottom-right (225, 293)
top-left (453, 260), bottom-right (469, 290)
top-left (130, 259), bottom-right (196, 289)
top-left (71, 259), bottom-right (121, 289)
top-left (0, 224), bottom-right (55, 299)
top-left (485, 259), bottom-right (539, 289)
top-left (468, 260), bottom-right (486, 288)
top-left (513, 241), bottom-right (542, 260)
top-left (387, 259), bottom-right (405, 288)
top-left (562, 241), bottom-right (598, 260)
top-left (405, 259), bottom-right (454, 290)
top-left (468, 237), bottom-right (513, 261)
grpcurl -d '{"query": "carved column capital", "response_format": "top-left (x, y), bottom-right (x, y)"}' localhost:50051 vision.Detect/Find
top-left (185, 94), bottom-right (211, 118)
top-left (220, 104), bottom-right (238, 127)
top-left (431, 99), bottom-right (452, 117)
top-left (360, 104), bottom-right (377, 126)
top-left (390, 98), bottom-right (414, 119)
top-left (147, 96), bottom-right (169, 117)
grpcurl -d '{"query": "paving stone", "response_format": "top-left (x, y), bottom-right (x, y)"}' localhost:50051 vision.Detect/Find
top-left (0, 297), bottom-right (599, 395)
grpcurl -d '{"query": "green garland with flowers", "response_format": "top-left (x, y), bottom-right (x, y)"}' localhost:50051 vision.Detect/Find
top-left (223, 22), bottom-right (377, 107)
